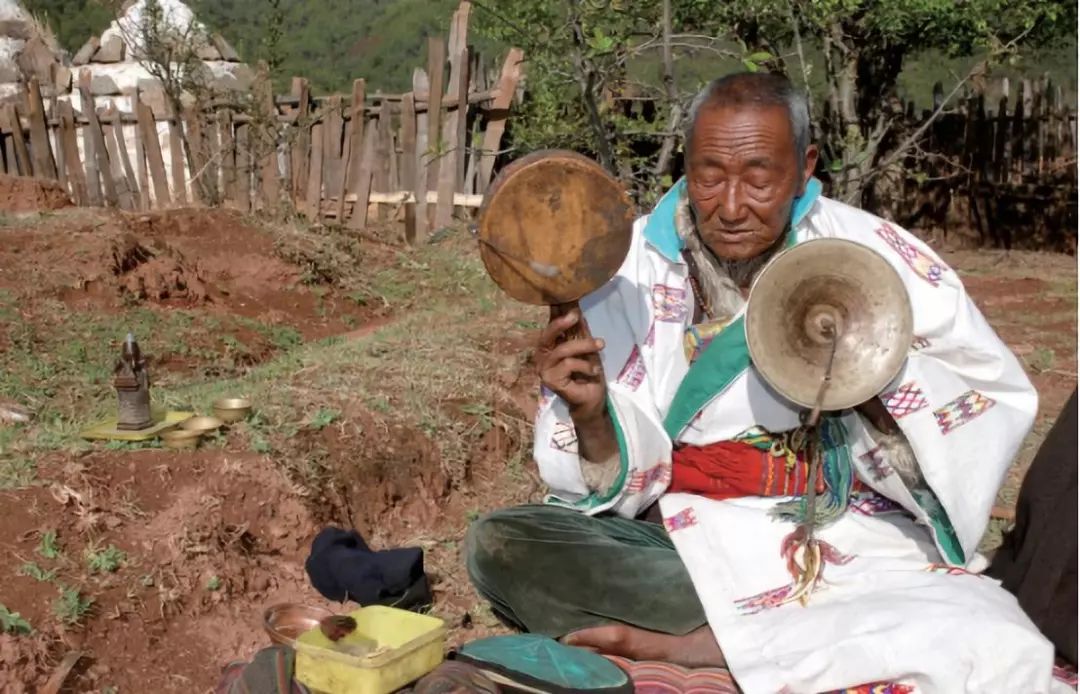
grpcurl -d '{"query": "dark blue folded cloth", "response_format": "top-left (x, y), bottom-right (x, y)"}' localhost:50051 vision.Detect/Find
top-left (304, 527), bottom-right (432, 609)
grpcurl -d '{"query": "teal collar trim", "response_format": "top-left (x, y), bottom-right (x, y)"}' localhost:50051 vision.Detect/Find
top-left (643, 177), bottom-right (823, 263)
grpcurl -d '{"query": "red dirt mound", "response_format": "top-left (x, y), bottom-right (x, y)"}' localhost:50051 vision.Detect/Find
top-left (0, 449), bottom-right (331, 691)
top-left (0, 207), bottom-right (379, 347)
top-left (0, 401), bottom-right (462, 691)
top-left (0, 174), bottom-right (71, 213)
top-left (299, 415), bottom-right (449, 534)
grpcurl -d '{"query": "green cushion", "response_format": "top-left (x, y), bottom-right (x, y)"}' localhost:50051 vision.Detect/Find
top-left (455, 635), bottom-right (632, 694)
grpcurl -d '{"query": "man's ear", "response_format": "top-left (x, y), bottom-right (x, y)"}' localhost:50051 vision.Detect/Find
top-left (801, 144), bottom-right (820, 193)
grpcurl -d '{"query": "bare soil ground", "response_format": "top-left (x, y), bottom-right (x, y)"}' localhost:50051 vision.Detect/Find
top-left (0, 204), bottom-right (1073, 692)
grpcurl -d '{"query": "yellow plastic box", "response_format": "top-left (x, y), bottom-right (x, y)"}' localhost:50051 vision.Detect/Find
top-left (295, 605), bottom-right (446, 694)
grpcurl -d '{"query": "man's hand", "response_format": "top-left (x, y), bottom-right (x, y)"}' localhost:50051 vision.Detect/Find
top-left (536, 308), bottom-right (618, 462)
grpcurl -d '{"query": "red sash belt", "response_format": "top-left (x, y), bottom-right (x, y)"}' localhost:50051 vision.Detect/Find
top-left (669, 440), bottom-right (826, 501)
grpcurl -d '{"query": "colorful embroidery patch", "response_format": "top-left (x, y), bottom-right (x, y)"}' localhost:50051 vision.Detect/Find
top-left (683, 320), bottom-right (729, 365)
top-left (850, 493), bottom-right (905, 516)
top-left (830, 684), bottom-right (916, 694)
top-left (934, 390), bottom-right (996, 435)
top-left (616, 345), bottom-right (646, 391)
top-left (626, 462), bottom-right (672, 494)
top-left (881, 382), bottom-right (929, 419)
top-left (1053, 662), bottom-right (1078, 688)
top-left (537, 385), bottom-right (555, 413)
top-left (734, 584), bottom-right (793, 615)
top-left (876, 223), bottom-right (946, 287)
top-left (911, 336), bottom-right (930, 351)
top-left (923, 563), bottom-right (983, 578)
top-left (652, 284), bottom-right (689, 323)
top-left (858, 447), bottom-right (893, 482)
top-left (663, 507), bottom-right (697, 532)
top-left (550, 421), bottom-right (578, 453)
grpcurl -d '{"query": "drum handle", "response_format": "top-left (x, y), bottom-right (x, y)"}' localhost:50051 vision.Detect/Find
top-left (550, 301), bottom-right (593, 344)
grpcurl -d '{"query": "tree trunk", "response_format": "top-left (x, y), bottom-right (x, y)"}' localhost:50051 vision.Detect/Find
top-left (652, 0), bottom-right (681, 187)
top-left (568, 2), bottom-right (615, 172)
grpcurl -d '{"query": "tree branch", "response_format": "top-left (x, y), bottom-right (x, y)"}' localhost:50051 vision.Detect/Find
top-left (870, 24), bottom-right (1034, 180)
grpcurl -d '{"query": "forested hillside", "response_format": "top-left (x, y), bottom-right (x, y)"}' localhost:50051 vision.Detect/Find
top-left (19, 0), bottom-right (1078, 105)
top-left (23, 0), bottom-right (462, 92)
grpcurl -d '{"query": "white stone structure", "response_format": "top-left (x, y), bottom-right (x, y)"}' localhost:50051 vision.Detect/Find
top-left (61, 0), bottom-right (253, 204)
top-left (0, 0), bottom-right (66, 103)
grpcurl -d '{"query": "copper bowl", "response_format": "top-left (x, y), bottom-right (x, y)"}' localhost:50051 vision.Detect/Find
top-left (161, 429), bottom-right (202, 450)
top-left (179, 415), bottom-right (224, 435)
top-left (263, 603), bottom-right (335, 647)
top-left (212, 397), bottom-right (252, 423)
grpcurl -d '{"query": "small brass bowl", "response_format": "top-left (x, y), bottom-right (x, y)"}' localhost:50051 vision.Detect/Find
top-left (212, 397), bottom-right (252, 423)
top-left (161, 429), bottom-right (202, 450)
top-left (179, 415), bottom-right (223, 434)
top-left (263, 603), bottom-right (335, 647)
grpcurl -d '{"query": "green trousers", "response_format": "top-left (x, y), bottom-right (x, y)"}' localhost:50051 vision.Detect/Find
top-left (465, 505), bottom-right (707, 638)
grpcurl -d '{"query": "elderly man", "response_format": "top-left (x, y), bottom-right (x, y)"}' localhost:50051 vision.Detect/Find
top-left (466, 72), bottom-right (1060, 693)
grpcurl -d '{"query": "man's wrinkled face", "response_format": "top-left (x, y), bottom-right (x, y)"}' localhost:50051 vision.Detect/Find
top-left (686, 103), bottom-right (817, 261)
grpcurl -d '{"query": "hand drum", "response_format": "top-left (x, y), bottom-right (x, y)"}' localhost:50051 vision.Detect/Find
top-left (476, 150), bottom-right (635, 340)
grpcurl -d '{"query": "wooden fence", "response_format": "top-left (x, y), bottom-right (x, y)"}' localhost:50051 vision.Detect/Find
top-left (0, 1), bottom-right (524, 244)
top-left (886, 77), bottom-right (1078, 251)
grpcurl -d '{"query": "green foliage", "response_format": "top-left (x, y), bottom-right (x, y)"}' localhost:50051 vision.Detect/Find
top-left (477, 0), bottom-right (1073, 204)
top-left (190, 0), bottom-right (460, 92)
top-left (308, 407), bottom-right (341, 430)
top-left (85, 544), bottom-right (127, 574)
top-left (18, 561), bottom-right (57, 582)
top-left (22, 0), bottom-right (113, 54)
top-left (0, 604), bottom-right (32, 635)
top-left (37, 530), bottom-right (62, 560)
top-left (0, 457), bottom-right (36, 490)
top-left (52, 586), bottom-right (94, 626)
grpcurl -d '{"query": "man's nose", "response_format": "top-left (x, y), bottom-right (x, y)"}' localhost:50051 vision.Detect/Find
top-left (717, 182), bottom-right (747, 223)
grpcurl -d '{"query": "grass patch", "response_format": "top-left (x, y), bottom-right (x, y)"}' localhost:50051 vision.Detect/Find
top-left (18, 561), bottom-right (56, 582)
top-left (308, 408), bottom-right (341, 430)
top-left (0, 456), bottom-right (36, 490)
top-left (37, 530), bottom-right (62, 560)
top-left (52, 586), bottom-right (94, 626)
top-left (85, 544), bottom-right (126, 574)
top-left (0, 603), bottom-right (32, 635)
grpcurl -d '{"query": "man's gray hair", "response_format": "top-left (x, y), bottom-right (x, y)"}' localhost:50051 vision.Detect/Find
top-left (684, 72), bottom-right (811, 167)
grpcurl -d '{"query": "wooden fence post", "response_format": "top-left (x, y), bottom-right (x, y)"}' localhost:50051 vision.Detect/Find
top-left (290, 77), bottom-right (311, 209)
top-left (323, 94), bottom-right (344, 204)
top-left (26, 78), bottom-right (57, 179)
top-left (219, 109), bottom-right (238, 206)
top-left (373, 99), bottom-right (391, 221)
top-left (401, 93), bottom-right (419, 243)
top-left (78, 71), bottom-right (118, 207)
top-left (167, 104), bottom-right (187, 204)
top-left (5, 103), bottom-right (32, 177)
top-left (479, 48), bottom-right (522, 192)
top-left (235, 119), bottom-right (252, 211)
top-left (305, 109), bottom-right (324, 219)
top-left (337, 79), bottom-right (365, 223)
top-left (56, 100), bottom-right (87, 206)
top-left (436, 47), bottom-right (469, 230)
top-left (412, 68), bottom-right (430, 237)
top-left (346, 123), bottom-right (376, 231)
top-left (109, 108), bottom-right (140, 209)
top-left (425, 37), bottom-right (446, 234)
top-left (182, 107), bottom-right (204, 205)
top-left (136, 97), bottom-right (171, 207)
top-left (102, 104), bottom-right (136, 210)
